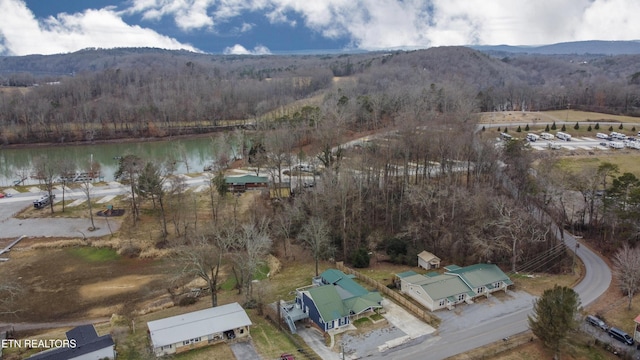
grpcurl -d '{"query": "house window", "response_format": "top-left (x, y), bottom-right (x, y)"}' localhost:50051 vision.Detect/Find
top-left (494, 282), bottom-right (501, 288)
top-left (476, 287), bottom-right (484, 294)
top-left (457, 294), bottom-right (465, 301)
top-left (161, 345), bottom-right (172, 350)
top-left (438, 299), bottom-right (446, 307)
top-left (327, 321), bottom-right (333, 329)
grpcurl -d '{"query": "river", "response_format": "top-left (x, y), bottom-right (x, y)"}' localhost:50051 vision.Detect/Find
top-left (0, 136), bottom-right (228, 187)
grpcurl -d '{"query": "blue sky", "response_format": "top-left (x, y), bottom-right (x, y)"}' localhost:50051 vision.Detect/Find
top-left (1, 0), bottom-right (640, 56)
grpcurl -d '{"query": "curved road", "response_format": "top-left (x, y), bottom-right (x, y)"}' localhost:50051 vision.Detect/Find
top-left (376, 122), bottom-right (613, 359)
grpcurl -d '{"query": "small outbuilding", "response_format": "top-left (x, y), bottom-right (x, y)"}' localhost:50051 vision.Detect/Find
top-left (147, 302), bottom-right (252, 357)
top-left (417, 250), bottom-right (441, 270)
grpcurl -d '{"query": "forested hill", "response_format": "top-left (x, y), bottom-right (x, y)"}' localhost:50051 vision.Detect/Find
top-left (1, 46), bottom-right (640, 145)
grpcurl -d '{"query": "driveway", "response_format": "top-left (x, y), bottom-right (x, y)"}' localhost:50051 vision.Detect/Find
top-left (229, 339), bottom-right (262, 360)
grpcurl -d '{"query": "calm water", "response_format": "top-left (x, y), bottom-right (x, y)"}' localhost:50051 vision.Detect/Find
top-left (0, 136), bottom-right (225, 187)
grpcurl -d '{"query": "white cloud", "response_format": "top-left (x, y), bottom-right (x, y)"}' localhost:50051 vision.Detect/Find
top-left (0, 0), bottom-right (199, 55)
top-left (4, 0), bottom-right (640, 55)
top-left (223, 44), bottom-right (272, 55)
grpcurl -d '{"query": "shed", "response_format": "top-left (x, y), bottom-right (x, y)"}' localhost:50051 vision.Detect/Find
top-left (147, 302), bottom-right (252, 357)
top-left (417, 251), bottom-right (441, 270)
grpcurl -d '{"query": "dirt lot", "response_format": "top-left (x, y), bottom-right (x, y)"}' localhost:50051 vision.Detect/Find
top-left (0, 246), bottom-right (176, 322)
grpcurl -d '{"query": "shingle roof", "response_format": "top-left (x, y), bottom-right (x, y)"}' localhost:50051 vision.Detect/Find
top-left (27, 325), bottom-right (114, 360)
top-left (445, 264), bottom-right (511, 288)
top-left (147, 302), bottom-right (252, 348)
top-left (417, 250), bottom-right (440, 262)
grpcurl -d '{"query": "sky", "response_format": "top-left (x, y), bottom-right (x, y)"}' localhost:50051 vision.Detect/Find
top-left (0, 0), bottom-right (639, 56)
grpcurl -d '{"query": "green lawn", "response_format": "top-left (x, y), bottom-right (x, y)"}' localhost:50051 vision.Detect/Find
top-left (66, 247), bottom-right (120, 262)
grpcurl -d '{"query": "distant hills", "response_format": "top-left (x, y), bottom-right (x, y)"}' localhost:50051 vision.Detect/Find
top-left (471, 40), bottom-right (640, 55)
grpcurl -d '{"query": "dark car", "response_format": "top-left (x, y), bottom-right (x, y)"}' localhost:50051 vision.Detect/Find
top-left (609, 327), bottom-right (634, 345)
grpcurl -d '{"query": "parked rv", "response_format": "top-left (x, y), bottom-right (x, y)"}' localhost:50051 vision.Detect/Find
top-left (609, 141), bottom-right (625, 149)
top-left (596, 133), bottom-right (609, 139)
top-left (525, 133), bottom-right (539, 142)
top-left (500, 133), bottom-right (513, 141)
top-left (540, 132), bottom-right (554, 140)
top-left (556, 132), bottom-right (572, 141)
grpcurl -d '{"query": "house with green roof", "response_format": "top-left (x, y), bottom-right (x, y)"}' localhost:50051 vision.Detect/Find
top-left (444, 264), bottom-right (513, 298)
top-left (397, 263), bottom-right (512, 311)
top-left (224, 174), bottom-right (269, 192)
top-left (293, 269), bottom-right (383, 332)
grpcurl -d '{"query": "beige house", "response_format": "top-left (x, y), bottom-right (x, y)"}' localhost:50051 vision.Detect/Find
top-left (397, 264), bottom-right (513, 311)
top-left (417, 250), bottom-right (441, 269)
top-left (147, 302), bottom-right (251, 357)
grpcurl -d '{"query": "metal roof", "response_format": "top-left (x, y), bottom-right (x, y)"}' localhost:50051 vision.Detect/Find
top-left (224, 175), bottom-right (268, 184)
top-left (147, 302), bottom-right (252, 348)
top-left (414, 274), bottom-right (475, 300)
top-left (320, 269), bottom-right (368, 298)
top-left (445, 264), bottom-right (511, 289)
top-left (396, 270), bottom-right (418, 278)
top-left (307, 285), bottom-right (347, 322)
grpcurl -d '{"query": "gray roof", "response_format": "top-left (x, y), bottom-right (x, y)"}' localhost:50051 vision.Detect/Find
top-left (28, 325), bottom-right (114, 360)
top-left (147, 302), bottom-right (252, 348)
top-left (406, 274), bottom-right (475, 301)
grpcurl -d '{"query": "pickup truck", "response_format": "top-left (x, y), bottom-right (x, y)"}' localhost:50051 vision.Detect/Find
top-left (33, 194), bottom-right (55, 209)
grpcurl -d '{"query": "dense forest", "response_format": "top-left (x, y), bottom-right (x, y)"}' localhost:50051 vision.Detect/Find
top-left (3, 45), bottom-right (640, 274)
top-left (1, 46), bottom-right (640, 145)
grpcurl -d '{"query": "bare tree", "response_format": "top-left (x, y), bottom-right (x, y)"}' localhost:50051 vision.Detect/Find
top-left (32, 155), bottom-right (58, 214)
top-left (613, 243), bottom-right (640, 309)
top-left (57, 158), bottom-right (76, 213)
top-left (115, 154), bottom-right (143, 224)
top-left (231, 218), bottom-right (272, 303)
top-left (299, 217), bottom-right (332, 277)
top-left (177, 228), bottom-right (234, 307)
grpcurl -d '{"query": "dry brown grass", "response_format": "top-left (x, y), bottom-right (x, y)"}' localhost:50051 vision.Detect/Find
top-left (480, 110), bottom-right (640, 124)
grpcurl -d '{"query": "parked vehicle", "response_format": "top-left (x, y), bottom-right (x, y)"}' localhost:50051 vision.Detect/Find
top-left (540, 132), bottom-right (554, 140)
top-left (610, 132), bottom-right (627, 140)
top-left (609, 141), bottom-right (624, 149)
top-left (556, 132), bottom-right (572, 141)
top-left (585, 315), bottom-right (608, 331)
top-left (526, 133), bottom-right (540, 142)
top-left (596, 133), bottom-right (609, 139)
top-left (608, 327), bottom-right (634, 345)
top-left (500, 132), bottom-right (512, 140)
top-left (33, 193), bottom-right (55, 209)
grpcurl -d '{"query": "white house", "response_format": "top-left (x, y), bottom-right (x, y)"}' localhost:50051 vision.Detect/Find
top-left (417, 251), bottom-right (440, 270)
top-left (147, 302), bottom-right (252, 357)
top-left (28, 324), bottom-right (115, 360)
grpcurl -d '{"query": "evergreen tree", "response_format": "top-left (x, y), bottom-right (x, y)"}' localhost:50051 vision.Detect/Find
top-left (574, 122), bottom-right (579, 130)
top-left (516, 125), bottom-right (522, 132)
top-left (609, 125), bottom-right (614, 131)
top-left (482, 126), bottom-right (486, 131)
top-left (619, 123), bottom-right (624, 130)
top-left (525, 124), bottom-right (530, 131)
top-left (497, 127), bottom-right (501, 132)
top-left (504, 127), bottom-right (508, 133)
top-left (528, 285), bottom-right (581, 359)
top-left (587, 125), bottom-right (592, 131)
top-left (551, 122), bottom-right (557, 130)
top-left (595, 123), bottom-right (600, 130)
top-left (633, 127), bottom-right (637, 132)
top-left (561, 124), bottom-right (566, 131)
top-left (545, 124), bottom-right (550, 132)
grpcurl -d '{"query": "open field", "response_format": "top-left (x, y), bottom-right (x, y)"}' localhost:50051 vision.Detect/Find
top-left (480, 110), bottom-right (640, 125)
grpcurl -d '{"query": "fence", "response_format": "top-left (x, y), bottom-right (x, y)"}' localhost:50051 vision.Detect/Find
top-left (335, 262), bottom-right (440, 327)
